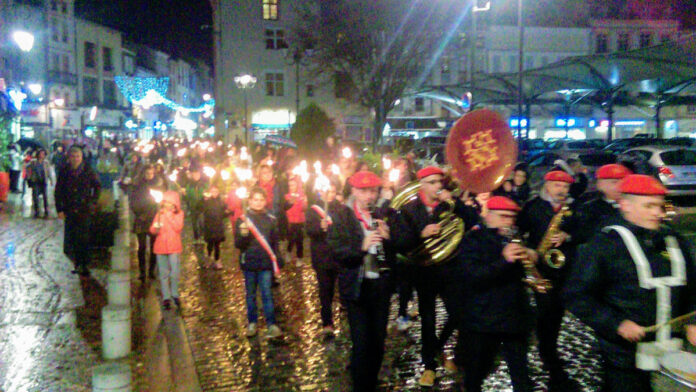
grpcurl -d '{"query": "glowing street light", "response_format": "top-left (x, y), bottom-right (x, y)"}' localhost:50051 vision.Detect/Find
top-left (13, 31), bottom-right (34, 52)
top-left (234, 74), bottom-right (257, 147)
top-left (27, 83), bottom-right (42, 95)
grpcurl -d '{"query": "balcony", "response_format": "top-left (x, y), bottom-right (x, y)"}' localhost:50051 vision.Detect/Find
top-left (47, 70), bottom-right (77, 86)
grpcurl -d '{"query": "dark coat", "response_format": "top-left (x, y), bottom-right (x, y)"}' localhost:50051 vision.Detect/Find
top-left (565, 217), bottom-right (696, 368)
top-left (235, 210), bottom-right (281, 272)
top-left (201, 197), bottom-right (229, 242)
top-left (54, 162), bottom-right (100, 218)
top-left (306, 201), bottom-right (341, 270)
top-left (130, 177), bottom-right (165, 234)
top-left (392, 196), bottom-right (479, 256)
top-left (326, 200), bottom-right (395, 301)
top-left (575, 196), bottom-right (621, 244)
top-left (459, 226), bottom-right (533, 334)
top-left (517, 195), bottom-right (580, 285)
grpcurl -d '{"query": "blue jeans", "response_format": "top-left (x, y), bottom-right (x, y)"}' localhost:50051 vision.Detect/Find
top-left (243, 270), bottom-right (276, 325)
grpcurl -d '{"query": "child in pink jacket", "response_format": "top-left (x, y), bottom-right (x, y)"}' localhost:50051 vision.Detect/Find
top-left (150, 190), bottom-right (185, 310)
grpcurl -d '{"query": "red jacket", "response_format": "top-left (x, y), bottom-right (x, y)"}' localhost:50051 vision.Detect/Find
top-left (258, 178), bottom-right (275, 209)
top-left (284, 192), bottom-right (306, 224)
top-left (150, 191), bottom-right (185, 254)
top-left (225, 189), bottom-right (243, 232)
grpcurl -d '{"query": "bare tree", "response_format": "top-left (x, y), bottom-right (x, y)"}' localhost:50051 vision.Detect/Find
top-left (292, 0), bottom-right (464, 150)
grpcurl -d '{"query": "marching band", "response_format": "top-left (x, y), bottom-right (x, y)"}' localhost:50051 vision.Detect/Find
top-left (114, 109), bottom-right (696, 392)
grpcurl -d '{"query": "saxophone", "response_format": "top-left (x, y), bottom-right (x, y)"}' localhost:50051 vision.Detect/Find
top-left (536, 205), bottom-right (571, 269)
top-left (502, 227), bottom-right (551, 293)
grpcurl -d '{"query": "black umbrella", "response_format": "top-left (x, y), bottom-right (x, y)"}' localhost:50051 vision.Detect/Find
top-left (16, 138), bottom-right (44, 151)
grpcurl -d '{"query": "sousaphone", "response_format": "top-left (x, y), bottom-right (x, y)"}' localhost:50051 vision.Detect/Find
top-left (391, 108), bottom-right (517, 265)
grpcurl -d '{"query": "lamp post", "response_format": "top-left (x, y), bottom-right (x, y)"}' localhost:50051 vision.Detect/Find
top-left (286, 46), bottom-right (311, 122)
top-left (234, 74), bottom-right (257, 148)
top-left (12, 31), bottom-right (34, 52)
top-left (517, 0), bottom-right (524, 141)
top-left (468, 0), bottom-right (490, 102)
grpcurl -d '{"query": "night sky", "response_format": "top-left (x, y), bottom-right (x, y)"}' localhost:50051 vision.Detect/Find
top-left (75, 0), bottom-right (213, 64)
top-left (74, 0), bottom-right (696, 66)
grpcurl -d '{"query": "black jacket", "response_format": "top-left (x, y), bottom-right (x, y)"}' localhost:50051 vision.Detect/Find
top-left (575, 196), bottom-right (621, 244)
top-left (326, 200), bottom-right (394, 301)
top-left (565, 217), bottom-right (696, 368)
top-left (306, 201), bottom-right (341, 270)
top-left (202, 197), bottom-right (229, 242)
top-left (517, 195), bottom-right (579, 285)
top-left (459, 226), bottom-right (533, 334)
top-left (130, 177), bottom-right (165, 234)
top-left (392, 196), bottom-right (479, 256)
top-left (235, 210), bottom-right (281, 272)
top-left (54, 163), bottom-right (100, 218)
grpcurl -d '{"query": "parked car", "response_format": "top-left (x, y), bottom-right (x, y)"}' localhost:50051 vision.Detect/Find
top-left (603, 138), bottom-right (666, 154)
top-left (665, 137), bottom-right (696, 148)
top-left (545, 139), bottom-right (595, 160)
top-left (619, 146), bottom-right (696, 196)
top-left (519, 139), bottom-right (548, 162)
top-left (527, 151), bottom-right (616, 191)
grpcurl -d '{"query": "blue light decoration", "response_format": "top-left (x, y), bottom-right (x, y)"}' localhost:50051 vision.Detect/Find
top-left (509, 117), bottom-right (528, 128)
top-left (115, 76), bottom-right (214, 113)
top-left (554, 117), bottom-right (583, 128)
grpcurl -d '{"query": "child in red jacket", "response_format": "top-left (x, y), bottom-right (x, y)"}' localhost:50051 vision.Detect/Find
top-left (150, 190), bottom-right (185, 310)
top-left (284, 177), bottom-right (307, 267)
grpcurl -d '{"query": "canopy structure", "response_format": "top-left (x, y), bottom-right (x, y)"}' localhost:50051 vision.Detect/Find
top-left (414, 33), bottom-right (696, 140)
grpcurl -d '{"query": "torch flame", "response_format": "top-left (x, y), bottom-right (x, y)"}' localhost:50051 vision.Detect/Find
top-left (221, 169), bottom-right (231, 181)
top-left (203, 166), bottom-right (216, 178)
top-left (389, 168), bottom-right (400, 183)
top-left (330, 164), bottom-right (340, 176)
top-left (342, 147), bottom-right (352, 159)
top-left (383, 157), bottom-right (392, 170)
top-left (149, 189), bottom-right (163, 204)
top-left (177, 148), bottom-right (187, 157)
top-left (235, 186), bottom-right (248, 199)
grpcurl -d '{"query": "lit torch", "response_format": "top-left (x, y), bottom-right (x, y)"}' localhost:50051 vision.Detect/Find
top-left (342, 147), bottom-right (352, 159)
top-left (330, 164), bottom-right (340, 176)
top-left (221, 169), bottom-right (231, 181)
top-left (168, 170), bottom-right (178, 182)
top-left (203, 166), bottom-right (216, 178)
top-left (240, 147), bottom-right (249, 162)
top-left (389, 168), bottom-right (400, 184)
top-left (177, 148), bottom-right (187, 157)
top-left (149, 189), bottom-right (164, 204)
top-left (236, 186), bottom-right (249, 213)
top-left (383, 157), bottom-right (392, 170)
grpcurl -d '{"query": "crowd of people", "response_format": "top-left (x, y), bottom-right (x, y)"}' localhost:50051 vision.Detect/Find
top-left (9, 131), bottom-right (695, 392)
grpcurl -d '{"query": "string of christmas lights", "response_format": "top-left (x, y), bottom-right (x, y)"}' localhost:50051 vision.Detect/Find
top-left (115, 76), bottom-right (214, 113)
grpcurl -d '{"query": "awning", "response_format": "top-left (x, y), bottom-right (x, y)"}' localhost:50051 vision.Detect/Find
top-left (264, 135), bottom-right (297, 149)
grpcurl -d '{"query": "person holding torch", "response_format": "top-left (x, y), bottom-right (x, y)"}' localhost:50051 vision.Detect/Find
top-left (149, 190), bottom-right (185, 310)
top-left (235, 187), bottom-right (284, 339)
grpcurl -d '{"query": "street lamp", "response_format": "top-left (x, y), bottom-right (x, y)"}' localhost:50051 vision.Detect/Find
top-left (468, 0), bottom-right (490, 106)
top-left (12, 31), bottom-right (34, 52)
top-left (234, 74), bottom-right (257, 147)
top-left (286, 46), bottom-right (312, 120)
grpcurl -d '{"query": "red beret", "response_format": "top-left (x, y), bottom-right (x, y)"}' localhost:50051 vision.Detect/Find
top-left (348, 171), bottom-right (382, 189)
top-left (544, 170), bottom-right (575, 184)
top-left (417, 166), bottom-right (444, 180)
top-left (597, 164), bottom-right (632, 180)
top-left (619, 174), bottom-right (667, 196)
top-left (487, 196), bottom-right (520, 212)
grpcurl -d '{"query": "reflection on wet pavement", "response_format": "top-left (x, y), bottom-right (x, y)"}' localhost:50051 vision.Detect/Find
top-left (177, 225), bottom-right (602, 392)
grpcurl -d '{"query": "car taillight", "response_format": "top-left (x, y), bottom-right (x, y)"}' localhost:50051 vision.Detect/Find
top-left (659, 166), bottom-right (675, 179)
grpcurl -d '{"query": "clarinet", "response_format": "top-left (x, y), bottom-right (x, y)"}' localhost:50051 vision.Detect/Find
top-left (368, 204), bottom-right (388, 271)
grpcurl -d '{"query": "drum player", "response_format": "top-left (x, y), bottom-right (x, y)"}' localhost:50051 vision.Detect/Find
top-left (565, 174), bottom-right (696, 392)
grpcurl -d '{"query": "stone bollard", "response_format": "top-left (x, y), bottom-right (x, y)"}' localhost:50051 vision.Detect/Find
top-left (92, 361), bottom-right (131, 392)
top-left (107, 270), bottom-right (131, 306)
top-left (101, 305), bottom-right (131, 359)
top-left (110, 246), bottom-right (129, 271)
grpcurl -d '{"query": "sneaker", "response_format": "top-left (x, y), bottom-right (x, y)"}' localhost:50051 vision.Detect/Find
top-left (246, 323), bottom-right (257, 337)
top-left (418, 370), bottom-right (436, 387)
top-left (295, 259), bottom-right (302, 268)
top-left (163, 299), bottom-right (172, 310)
top-left (396, 316), bottom-right (412, 332)
top-left (267, 324), bottom-right (283, 339)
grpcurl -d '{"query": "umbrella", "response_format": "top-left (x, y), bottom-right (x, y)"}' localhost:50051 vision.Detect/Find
top-left (16, 137), bottom-right (44, 151)
top-left (265, 135), bottom-right (297, 149)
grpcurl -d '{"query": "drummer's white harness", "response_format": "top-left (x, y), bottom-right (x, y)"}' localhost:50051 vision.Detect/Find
top-left (604, 225), bottom-right (686, 370)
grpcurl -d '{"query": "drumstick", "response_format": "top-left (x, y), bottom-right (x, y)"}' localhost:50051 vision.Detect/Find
top-left (644, 310), bottom-right (696, 333)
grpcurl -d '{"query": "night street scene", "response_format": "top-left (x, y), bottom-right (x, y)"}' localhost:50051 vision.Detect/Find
top-left (2, 0), bottom-right (696, 391)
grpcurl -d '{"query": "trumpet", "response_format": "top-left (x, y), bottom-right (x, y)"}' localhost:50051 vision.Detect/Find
top-left (502, 227), bottom-right (551, 293)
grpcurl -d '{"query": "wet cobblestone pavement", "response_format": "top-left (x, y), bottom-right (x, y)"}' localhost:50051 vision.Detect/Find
top-left (176, 223), bottom-right (604, 392)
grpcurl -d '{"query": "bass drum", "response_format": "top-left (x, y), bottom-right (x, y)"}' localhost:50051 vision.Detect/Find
top-left (653, 351), bottom-right (696, 391)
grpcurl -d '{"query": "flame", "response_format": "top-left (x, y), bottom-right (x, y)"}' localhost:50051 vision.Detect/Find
top-left (235, 186), bottom-right (248, 199)
top-left (342, 147), bottom-right (352, 159)
top-left (221, 169), bottom-right (231, 181)
top-left (177, 148), bottom-right (187, 157)
top-left (203, 166), bottom-right (216, 178)
top-left (389, 168), bottom-right (400, 183)
top-left (168, 169), bottom-right (178, 182)
top-left (330, 164), bottom-right (340, 176)
top-left (314, 174), bottom-right (331, 192)
top-left (149, 189), bottom-right (163, 203)
top-left (227, 150), bottom-right (234, 157)
top-left (313, 161), bottom-right (322, 174)
top-left (383, 157), bottom-right (392, 170)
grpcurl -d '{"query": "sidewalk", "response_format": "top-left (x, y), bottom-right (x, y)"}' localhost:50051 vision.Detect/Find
top-left (0, 192), bottom-right (201, 392)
